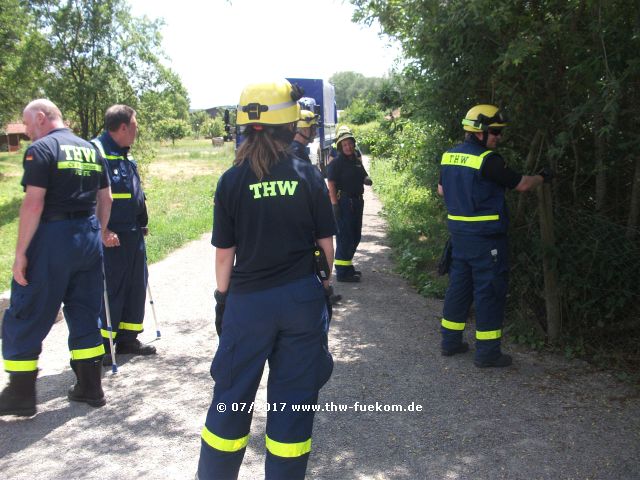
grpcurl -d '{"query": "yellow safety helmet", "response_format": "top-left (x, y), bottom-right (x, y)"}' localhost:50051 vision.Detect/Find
top-left (298, 110), bottom-right (319, 129)
top-left (335, 126), bottom-right (355, 149)
top-left (237, 80), bottom-right (303, 126)
top-left (461, 104), bottom-right (507, 132)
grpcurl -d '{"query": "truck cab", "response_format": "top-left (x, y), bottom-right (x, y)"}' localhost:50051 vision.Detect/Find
top-left (286, 78), bottom-right (337, 175)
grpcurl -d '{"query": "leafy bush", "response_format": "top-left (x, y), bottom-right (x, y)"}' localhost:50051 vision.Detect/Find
top-left (202, 117), bottom-right (224, 139)
top-left (155, 119), bottom-right (191, 145)
top-left (340, 97), bottom-right (384, 125)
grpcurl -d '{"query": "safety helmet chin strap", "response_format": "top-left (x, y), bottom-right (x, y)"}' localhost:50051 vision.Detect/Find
top-left (480, 130), bottom-right (489, 147)
top-left (296, 130), bottom-right (310, 142)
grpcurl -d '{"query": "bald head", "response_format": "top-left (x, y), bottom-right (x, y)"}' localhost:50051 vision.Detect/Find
top-left (23, 99), bottom-right (65, 141)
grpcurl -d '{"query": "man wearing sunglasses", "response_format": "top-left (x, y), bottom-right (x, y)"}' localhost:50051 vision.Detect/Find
top-left (437, 104), bottom-right (553, 368)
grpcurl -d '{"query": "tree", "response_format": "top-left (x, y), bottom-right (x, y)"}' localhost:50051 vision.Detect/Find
top-left (29, 0), bottom-right (181, 138)
top-left (138, 66), bottom-right (190, 138)
top-left (202, 116), bottom-right (224, 139)
top-left (352, 0), bottom-right (640, 355)
top-left (329, 71), bottom-right (384, 109)
top-left (0, 0), bottom-right (46, 126)
top-left (190, 110), bottom-right (209, 139)
top-left (155, 118), bottom-right (190, 145)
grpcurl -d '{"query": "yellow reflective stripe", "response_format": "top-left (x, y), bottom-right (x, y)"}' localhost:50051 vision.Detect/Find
top-left (4, 359), bottom-right (38, 372)
top-left (112, 193), bottom-right (132, 199)
top-left (476, 329), bottom-right (502, 340)
top-left (334, 259), bottom-right (353, 266)
top-left (442, 318), bottom-right (466, 331)
top-left (101, 329), bottom-right (117, 339)
top-left (441, 150), bottom-right (491, 170)
top-left (119, 322), bottom-right (143, 332)
top-left (91, 139), bottom-right (106, 157)
top-left (58, 161), bottom-right (103, 172)
top-left (265, 435), bottom-right (312, 458)
top-left (90, 138), bottom-right (123, 160)
top-left (201, 427), bottom-right (249, 452)
top-left (70, 344), bottom-right (106, 360)
top-left (448, 214), bottom-right (500, 222)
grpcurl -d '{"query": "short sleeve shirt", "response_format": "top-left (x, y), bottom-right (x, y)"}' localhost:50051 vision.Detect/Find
top-left (212, 154), bottom-right (336, 293)
top-left (326, 153), bottom-right (369, 196)
top-left (22, 128), bottom-right (109, 217)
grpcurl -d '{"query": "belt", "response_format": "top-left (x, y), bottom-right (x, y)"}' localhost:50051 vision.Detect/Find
top-left (41, 211), bottom-right (92, 223)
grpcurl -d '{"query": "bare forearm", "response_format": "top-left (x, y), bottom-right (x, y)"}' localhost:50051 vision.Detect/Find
top-left (515, 175), bottom-right (544, 192)
top-left (16, 199), bottom-right (44, 256)
top-left (215, 247), bottom-right (236, 293)
top-left (96, 187), bottom-right (112, 232)
top-left (327, 180), bottom-right (338, 204)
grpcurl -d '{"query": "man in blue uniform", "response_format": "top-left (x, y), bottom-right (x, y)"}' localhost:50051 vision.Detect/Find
top-left (0, 99), bottom-right (112, 416)
top-left (327, 127), bottom-right (373, 282)
top-left (290, 109), bottom-right (318, 163)
top-left (91, 105), bottom-right (156, 363)
top-left (438, 104), bottom-right (553, 367)
top-left (198, 80), bottom-right (336, 480)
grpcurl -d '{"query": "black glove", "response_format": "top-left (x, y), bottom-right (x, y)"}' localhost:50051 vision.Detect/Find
top-left (214, 289), bottom-right (227, 335)
top-left (324, 285), bottom-right (333, 323)
top-left (538, 166), bottom-right (555, 184)
top-left (363, 176), bottom-right (373, 186)
top-left (332, 204), bottom-right (341, 223)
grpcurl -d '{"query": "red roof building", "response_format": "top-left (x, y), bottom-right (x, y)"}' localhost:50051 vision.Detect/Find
top-left (2, 123), bottom-right (28, 152)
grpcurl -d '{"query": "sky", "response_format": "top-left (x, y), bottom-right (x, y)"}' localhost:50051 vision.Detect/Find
top-left (127, 0), bottom-right (402, 109)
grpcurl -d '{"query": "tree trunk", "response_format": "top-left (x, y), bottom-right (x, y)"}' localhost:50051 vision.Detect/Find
top-left (594, 118), bottom-right (607, 212)
top-left (515, 130), bottom-right (544, 225)
top-left (626, 155), bottom-right (640, 239)
top-left (537, 183), bottom-right (561, 343)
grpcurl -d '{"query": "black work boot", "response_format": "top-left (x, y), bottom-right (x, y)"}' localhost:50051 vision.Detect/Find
top-left (474, 353), bottom-right (513, 368)
top-left (68, 360), bottom-right (106, 407)
top-left (337, 274), bottom-right (361, 283)
top-left (116, 339), bottom-right (156, 356)
top-left (442, 342), bottom-right (470, 357)
top-left (0, 371), bottom-right (37, 417)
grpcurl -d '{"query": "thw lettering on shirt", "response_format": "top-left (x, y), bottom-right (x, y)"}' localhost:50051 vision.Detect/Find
top-left (249, 180), bottom-right (298, 199)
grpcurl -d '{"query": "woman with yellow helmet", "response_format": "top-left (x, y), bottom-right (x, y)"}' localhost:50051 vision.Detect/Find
top-left (197, 80), bottom-right (336, 479)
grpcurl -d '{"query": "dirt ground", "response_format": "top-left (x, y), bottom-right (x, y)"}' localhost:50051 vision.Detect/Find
top-left (1, 175), bottom-right (639, 479)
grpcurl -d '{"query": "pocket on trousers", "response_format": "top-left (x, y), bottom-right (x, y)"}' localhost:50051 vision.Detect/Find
top-left (317, 332), bottom-right (334, 389)
top-left (10, 281), bottom-right (41, 321)
top-left (210, 341), bottom-right (235, 390)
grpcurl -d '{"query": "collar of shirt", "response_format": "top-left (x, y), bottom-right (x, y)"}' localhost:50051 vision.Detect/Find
top-left (99, 131), bottom-right (131, 157)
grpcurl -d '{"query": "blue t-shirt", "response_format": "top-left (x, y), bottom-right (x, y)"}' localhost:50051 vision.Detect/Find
top-left (326, 153), bottom-right (368, 196)
top-left (212, 154), bottom-right (336, 293)
top-left (21, 128), bottom-right (110, 217)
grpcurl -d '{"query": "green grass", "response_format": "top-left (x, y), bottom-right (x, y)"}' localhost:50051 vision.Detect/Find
top-left (0, 138), bottom-right (234, 292)
top-left (370, 158), bottom-right (450, 298)
top-left (0, 150), bottom-right (24, 291)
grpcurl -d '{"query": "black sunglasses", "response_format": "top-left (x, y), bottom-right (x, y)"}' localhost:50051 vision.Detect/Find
top-left (488, 129), bottom-right (503, 136)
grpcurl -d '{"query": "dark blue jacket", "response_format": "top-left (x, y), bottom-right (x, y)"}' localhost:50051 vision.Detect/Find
top-left (91, 132), bottom-right (147, 232)
top-left (440, 139), bottom-right (508, 236)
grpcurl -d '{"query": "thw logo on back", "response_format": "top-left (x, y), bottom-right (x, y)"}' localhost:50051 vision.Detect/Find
top-left (249, 181), bottom-right (298, 199)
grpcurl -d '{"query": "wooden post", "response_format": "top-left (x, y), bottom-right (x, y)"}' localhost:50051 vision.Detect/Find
top-left (515, 130), bottom-right (544, 225)
top-left (537, 183), bottom-right (561, 342)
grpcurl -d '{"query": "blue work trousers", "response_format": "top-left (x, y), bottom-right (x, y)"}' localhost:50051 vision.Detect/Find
top-left (441, 234), bottom-right (509, 362)
top-left (198, 275), bottom-right (333, 480)
top-left (100, 229), bottom-right (147, 343)
top-left (334, 194), bottom-right (363, 279)
top-left (2, 216), bottom-right (104, 372)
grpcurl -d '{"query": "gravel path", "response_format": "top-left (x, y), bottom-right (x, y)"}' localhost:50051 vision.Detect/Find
top-left (1, 180), bottom-right (639, 480)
